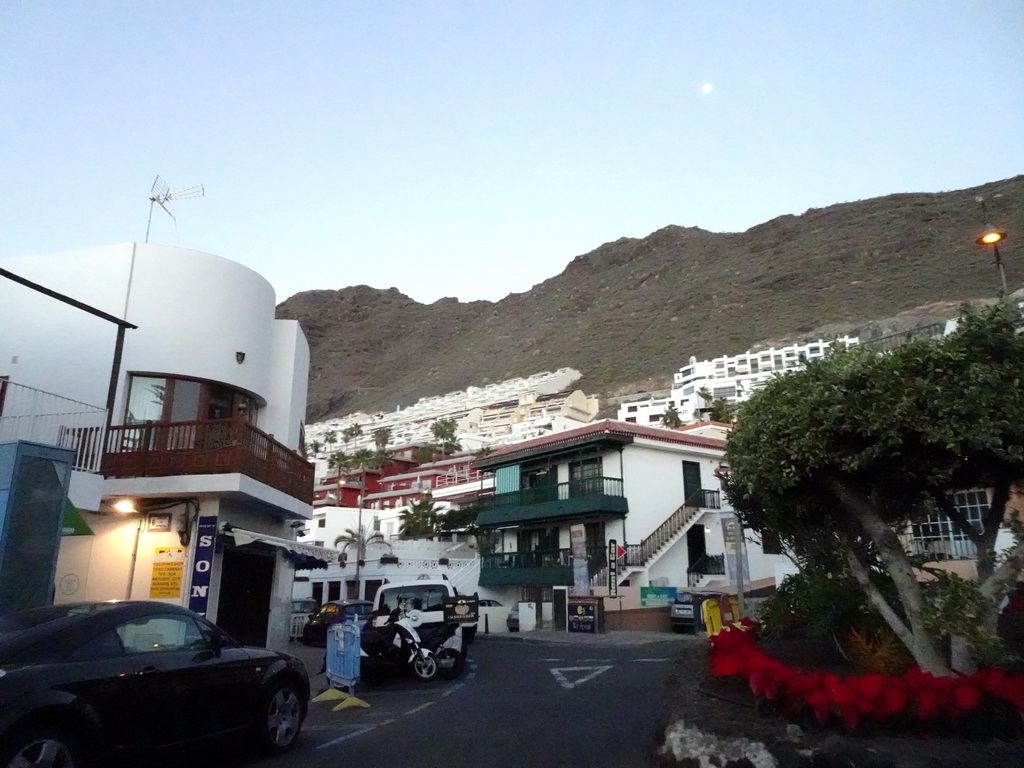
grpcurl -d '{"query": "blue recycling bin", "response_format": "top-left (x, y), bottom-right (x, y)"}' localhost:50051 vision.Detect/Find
top-left (326, 615), bottom-right (361, 691)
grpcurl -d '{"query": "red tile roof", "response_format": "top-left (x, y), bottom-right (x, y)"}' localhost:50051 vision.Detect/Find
top-left (478, 419), bottom-right (726, 466)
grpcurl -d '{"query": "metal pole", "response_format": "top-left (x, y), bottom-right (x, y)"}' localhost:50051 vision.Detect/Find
top-left (125, 516), bottom-right (143, 600)
top-left (994, 244), bottom-right (1008, 299)
top-left (355, 491), bottom-right (363, 599)
top-left (736, 521), bottom-right (746, 619)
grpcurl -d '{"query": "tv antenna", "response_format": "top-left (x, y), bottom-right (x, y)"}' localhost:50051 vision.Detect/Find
top-left (145, 175), bottom-right (205, 243)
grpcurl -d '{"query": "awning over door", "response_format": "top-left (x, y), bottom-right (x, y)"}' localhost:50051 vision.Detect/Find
top-left (62, 498), bottom-right (94, 536)
top-left (223, 526), bottom-right (335, 569)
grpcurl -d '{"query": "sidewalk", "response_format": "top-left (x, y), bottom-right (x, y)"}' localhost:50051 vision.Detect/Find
top-left (478, 627), bottom-right (703, 646)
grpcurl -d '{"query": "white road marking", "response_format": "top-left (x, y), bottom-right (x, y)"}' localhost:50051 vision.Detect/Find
top-left (405, 702), bottom-right (436, 715)
top-left (633, 658), bottom-right (671, 662)
top-left (550, 665), bottom-right (614, 690)
top-left (314, 724), bottom-right (377, 748)
top-left (442, 683), bottom-right (465, 697)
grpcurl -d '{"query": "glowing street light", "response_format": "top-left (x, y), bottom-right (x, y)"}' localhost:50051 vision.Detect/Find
top-left (975, 231), bottom-right (1009, 298)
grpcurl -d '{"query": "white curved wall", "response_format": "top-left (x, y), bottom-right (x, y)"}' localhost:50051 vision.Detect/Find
top-left (0, 244), bottom-right (308, 449)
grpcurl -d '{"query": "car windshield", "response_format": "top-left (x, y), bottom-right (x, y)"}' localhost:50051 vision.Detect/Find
top-left (378, 586), bottom-right (447, 613)
top-left (0, 603), bottom-right (115, 634)
top-left (348, 603), bottom-right (373, 617)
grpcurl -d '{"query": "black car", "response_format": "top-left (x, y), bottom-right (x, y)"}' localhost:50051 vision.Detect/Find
top-left (300, 599), bottom-right (374, 646)
top-left (0, 601), bottom-right (309, 768)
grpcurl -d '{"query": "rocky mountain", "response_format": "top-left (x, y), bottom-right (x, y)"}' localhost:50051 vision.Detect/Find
top-left (277, 176), bottom-right (1024, 422)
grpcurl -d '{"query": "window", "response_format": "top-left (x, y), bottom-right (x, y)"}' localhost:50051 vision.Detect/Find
top-left (712, 386), bottom-right (737, 399)
top-left (124, 374), bottom-right (258, 426)
top-left (72, 630), bottom-right (125, 661)
top-left (116, 614), bottom-right (206, 654)
top-left (683, 386), bottom-right (694, 395)
top-left (318, 518), bottom-right (326, 528)
top-left (627, 405), bottom-right (638, 413)
top-left (910, 489), bottom-right (987, 560)
top-left (625, 417), bottom-right (636, 423)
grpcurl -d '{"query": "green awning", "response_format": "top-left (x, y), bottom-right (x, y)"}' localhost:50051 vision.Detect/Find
top-left (62, 498), bottom-right (94, 536)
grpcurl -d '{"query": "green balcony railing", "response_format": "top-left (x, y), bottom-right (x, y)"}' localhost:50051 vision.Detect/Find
top-left (474, 476), bottom-right (628, 528)
top-left (478, 548), bottom-right (574, 587)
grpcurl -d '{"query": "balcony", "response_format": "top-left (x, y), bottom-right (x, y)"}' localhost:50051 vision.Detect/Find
top-left (474, 476), bottom-right (628, 528)
top-left (102, 418), bottom-right (314, 504)
top-left (0, 380), bottom-right (107, 473)
top-left (478, 548), bottom-right (574, 587)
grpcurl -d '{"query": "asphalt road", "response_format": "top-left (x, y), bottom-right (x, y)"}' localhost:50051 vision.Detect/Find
top-left (164, 634), bottom-right (687, 768)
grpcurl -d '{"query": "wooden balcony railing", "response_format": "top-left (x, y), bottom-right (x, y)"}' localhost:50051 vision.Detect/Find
top-left (102, 418), bottom-right (314, 504)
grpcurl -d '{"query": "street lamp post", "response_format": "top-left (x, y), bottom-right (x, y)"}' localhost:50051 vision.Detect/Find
top-left (976, 231), bottom-right (1009, 299)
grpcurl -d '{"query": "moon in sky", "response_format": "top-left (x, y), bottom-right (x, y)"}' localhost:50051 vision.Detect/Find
top-left (701, 83), bottom-right (714, 95)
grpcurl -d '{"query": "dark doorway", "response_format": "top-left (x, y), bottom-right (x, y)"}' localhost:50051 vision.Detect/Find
top-left (553, 589), bottom-right (567, 631)
top-left (682, 461), bottom-right (702, 506)
top-left (216, 546), bottom-right (275, 647)
top-left (686, 524), bottom-right (707, 567)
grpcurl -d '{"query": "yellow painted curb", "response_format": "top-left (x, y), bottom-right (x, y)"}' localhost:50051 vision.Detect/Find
top-left (332, 696), bottom-right (370, 710)
top-left (311, 689), bottom-right (350, 702)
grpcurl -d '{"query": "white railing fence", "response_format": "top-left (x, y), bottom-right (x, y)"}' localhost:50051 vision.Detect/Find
top-left (0, 380), bottom-right (107, 473)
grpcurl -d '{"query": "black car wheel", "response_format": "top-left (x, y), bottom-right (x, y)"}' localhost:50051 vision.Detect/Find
top-left (256, 681), bottom-right (305, 754)
top-left (0, 726), bottom-right (83, 768)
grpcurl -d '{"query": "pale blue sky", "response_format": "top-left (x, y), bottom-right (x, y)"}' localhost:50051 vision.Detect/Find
top-left (2, 2), bottom-right (1022, 304)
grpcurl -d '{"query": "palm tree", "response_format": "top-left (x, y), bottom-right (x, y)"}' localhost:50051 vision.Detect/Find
top-left (334, 524), bottom-right (390, 589)
top-left (309, 439), bottom-right (323, 456)
top-left (334, 525), bottom-right (389, 563)
top-left (324, 430), bottom-right (338, 450)
top-left (342, 424), bottom-right (363, 446)
top-left (662, 403), bottom-right (683, 428)
top-left (430, 418), bottom-right (461, 456)
top-left (400, 494), bottom-right (442, 538)
top-left (373, 426), bottom-right (391, 451)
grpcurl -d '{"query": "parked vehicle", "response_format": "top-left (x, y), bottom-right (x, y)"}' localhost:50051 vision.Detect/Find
top-left (478, 598), bottom-right (502, 607)
top-left (291, 598), bottom-right (319, 615)
top-left (415, 620), bottom-right (466, 681)
top-left (506, 603), bottom-right (520, 632)
top-left (372, 579), bottom-right (479, 645)
top-left (0, 601), bottom-right (309, 768)
top-left (300, 599), bottom-right (373, 646)
top-left (359, 608), bottom-right (438, 682)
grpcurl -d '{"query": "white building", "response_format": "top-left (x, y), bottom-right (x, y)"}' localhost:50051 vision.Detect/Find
top-left (472, 420), bottom-right (785, 629)
top-left (618, 337), bottom-right (859, 426)
top-left (0, 244), bottom-right (326, 648)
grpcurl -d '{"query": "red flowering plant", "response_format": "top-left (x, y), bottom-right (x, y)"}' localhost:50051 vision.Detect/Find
top-left (708, 620), bottom-right (1024, 734)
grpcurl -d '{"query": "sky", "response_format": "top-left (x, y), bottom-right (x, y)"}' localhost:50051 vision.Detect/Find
top-left (1, 2), bottom-right (1022, 305)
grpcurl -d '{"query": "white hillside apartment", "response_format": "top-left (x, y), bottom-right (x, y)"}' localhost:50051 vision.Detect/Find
top-left (0, 244), bottom-right (324, 648)
top-left (617, 337), bottom-right (859, 426)
top-left (306, 368), bottom-right (598, 457)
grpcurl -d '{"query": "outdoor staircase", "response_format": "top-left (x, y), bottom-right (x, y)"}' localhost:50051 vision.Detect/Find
top-left (591, 501), bottom-right (704, 589)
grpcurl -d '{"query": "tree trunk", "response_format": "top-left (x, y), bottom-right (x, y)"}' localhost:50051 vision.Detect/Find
top-left (950, 635), bottom-right (977, 675)
top-left (830, 479), bottom-right (953, 676)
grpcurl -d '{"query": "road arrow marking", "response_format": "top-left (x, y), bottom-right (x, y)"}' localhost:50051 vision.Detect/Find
top-left (550, 665), bottom-right (613, 690)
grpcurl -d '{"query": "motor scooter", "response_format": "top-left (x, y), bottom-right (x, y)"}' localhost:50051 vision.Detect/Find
top-left (360, 608), bottom-right (437, 681)
top-left (415, 620), bottom-right (466, 680)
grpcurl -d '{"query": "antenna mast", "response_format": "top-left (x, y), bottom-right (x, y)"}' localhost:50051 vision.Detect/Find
top-left (145, 175), bottom-right (205, 243)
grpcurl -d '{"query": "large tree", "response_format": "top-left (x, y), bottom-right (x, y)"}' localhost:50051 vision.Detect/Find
top-left (724, 303), bottom-right (1024, 676)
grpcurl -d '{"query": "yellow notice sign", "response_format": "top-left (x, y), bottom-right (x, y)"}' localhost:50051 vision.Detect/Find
top-left (150, 547), bottom-right (186, 598)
